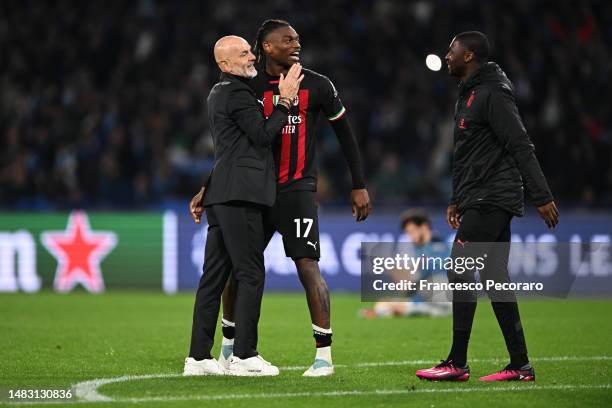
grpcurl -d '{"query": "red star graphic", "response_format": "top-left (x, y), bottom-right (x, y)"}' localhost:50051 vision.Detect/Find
top-left (42, 211), bottom-right (117, 293)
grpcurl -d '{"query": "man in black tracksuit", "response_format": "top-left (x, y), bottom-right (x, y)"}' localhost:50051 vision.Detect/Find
top-left (416, 31), bottom-right (559, 382)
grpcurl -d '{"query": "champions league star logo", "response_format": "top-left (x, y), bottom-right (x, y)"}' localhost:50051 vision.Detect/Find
top-left (41, 211), bottom-right (117, 293)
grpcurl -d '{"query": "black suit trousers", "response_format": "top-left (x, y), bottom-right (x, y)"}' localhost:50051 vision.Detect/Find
top-left (189, 201), bottom-right (266, 360)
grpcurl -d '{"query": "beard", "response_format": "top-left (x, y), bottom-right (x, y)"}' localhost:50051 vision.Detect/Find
top-left (448, 63), bottom-right (464, 78)
top-left (238, 64), bottom-right (258, 78)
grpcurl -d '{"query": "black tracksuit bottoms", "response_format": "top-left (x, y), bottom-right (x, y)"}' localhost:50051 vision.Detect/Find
top-left (447, 204), bottom-right (529, 368)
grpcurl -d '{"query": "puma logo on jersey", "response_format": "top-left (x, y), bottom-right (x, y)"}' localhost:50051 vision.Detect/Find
top-left (307, 241), bottom-right (318, 250)
top-left (257, 99), bottom-right (264, 106)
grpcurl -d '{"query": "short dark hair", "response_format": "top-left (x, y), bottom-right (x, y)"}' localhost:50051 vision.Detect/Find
top-left (400, 208), bottom-right (431, 230)
top-left (455, 31), bottom-right (490, 62)
top-left (253, 19), bottom-right (291, 64)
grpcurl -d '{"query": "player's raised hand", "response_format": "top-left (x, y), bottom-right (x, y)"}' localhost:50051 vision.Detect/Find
top-left (189, 186), bottom-right (206, 224)
top-left (278, 63), bottom-right (304, 101)
top-left (351, 188), bottom-right (372, 222)
top-left (537, 201), bottom-right (559, 229)
top-left (447, 204), bottom-right (460, 229)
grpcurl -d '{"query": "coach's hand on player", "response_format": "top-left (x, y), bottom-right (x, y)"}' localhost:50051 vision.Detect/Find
top-left (537, 201), bottom-right (559, 229)
top-left (351, 188), bottom-right (371, 222)
top-left (447, 204), bottom-right (460, 229)
top-left (278, 63), bottom-right (304, 102)
top-left (189, 186), bottom-right (206, 224)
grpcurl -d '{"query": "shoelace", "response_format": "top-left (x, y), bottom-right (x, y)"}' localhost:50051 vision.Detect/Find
top-left (435, 359), bottom-right (455, 369)
top-left (500, 364), bottom-right (526, 374)
top-left (256, 355), bottom-right (271, 365)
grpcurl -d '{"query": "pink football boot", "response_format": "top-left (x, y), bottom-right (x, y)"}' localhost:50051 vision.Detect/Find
top-left (479, 364), bottom-right (535, 382)
top-left (416, 360), bottom-right (470, 381)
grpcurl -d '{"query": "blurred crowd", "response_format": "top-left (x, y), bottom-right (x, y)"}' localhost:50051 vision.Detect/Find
top-left (1, 0), bottom-right (610, 209)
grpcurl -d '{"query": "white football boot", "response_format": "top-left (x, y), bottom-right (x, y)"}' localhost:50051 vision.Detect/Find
top-left (217, 338), bottom-right (234, 371)
top-left (228, 355), bottom-right (280, 377)
top-left (183, 357), bottom-right (226, 376)
top-left (303, 359), bottom-right (334, 377)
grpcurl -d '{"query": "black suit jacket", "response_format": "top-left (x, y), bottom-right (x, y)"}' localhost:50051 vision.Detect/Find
top-left (203, 72), bottom-right (289, 207)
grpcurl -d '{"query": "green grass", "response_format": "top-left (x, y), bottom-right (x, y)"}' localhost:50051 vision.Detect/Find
top-left (1, 292), bottom-right (611, 407)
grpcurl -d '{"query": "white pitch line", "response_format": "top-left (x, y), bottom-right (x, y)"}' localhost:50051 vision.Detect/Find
top-left (65, 355), bottom-right (612, 403)
top-left (116, 384), bottom-right (612, 403)
top-left (283, 355), bottom-right (612, 371)
top-left (73, 374), bottom-right (179, 402)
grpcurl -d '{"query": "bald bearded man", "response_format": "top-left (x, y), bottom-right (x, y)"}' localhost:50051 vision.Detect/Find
top-left (184, 36), bottom-right (303, 377)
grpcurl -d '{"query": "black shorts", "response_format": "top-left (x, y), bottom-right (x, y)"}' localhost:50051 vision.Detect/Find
top-left (264, 190), bottom-right (320, 260)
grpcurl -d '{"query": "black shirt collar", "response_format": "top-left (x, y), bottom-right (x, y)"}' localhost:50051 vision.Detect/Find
top-left (219, 72), bottom-right (251, 84)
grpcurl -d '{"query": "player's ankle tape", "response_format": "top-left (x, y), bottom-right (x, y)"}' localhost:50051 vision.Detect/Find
top-left (221, 318), bottom-right (235, 327)
top-left (312, 325), bottom-right (332, 348)
top-left (314, 332), bottom-right (332, 348)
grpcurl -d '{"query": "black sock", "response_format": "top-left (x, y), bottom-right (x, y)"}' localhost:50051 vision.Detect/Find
top-left (313, 326), bottom-right (332, 348)
top-left (447, 330), bottom-right (470, 367)
top-left (221, 320), bottom-right (235, 340)
top-left (509, 354), bottom-right (529, 369)
top-left (491, 302), bottom-right (529, 368)
top-left (447, 300), bottom-right (477, 367)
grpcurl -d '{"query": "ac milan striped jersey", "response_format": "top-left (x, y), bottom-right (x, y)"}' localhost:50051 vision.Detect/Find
top-left (250, 68), bottom-right (346, 192)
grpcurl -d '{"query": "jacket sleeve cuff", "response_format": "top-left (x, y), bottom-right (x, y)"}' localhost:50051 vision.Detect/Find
top-left (533, 195), bottom-right (554, 207)
top-left (274, 104), bottom-right (290, 115)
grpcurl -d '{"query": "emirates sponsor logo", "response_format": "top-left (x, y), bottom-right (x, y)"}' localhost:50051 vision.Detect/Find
top-left (288, 115), bottom-right (302, 124)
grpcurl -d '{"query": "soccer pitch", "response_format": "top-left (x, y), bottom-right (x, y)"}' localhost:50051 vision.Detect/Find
top-left (1, 292), bottom-right (611, 407)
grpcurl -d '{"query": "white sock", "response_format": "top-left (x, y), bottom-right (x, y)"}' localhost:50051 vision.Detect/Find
top-left (315, 346), bottom-right (332, 364)
top-left (220, 335), bottom-right (234, 360)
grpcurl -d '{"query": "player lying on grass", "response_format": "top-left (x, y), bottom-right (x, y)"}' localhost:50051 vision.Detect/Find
top-left (359, 208), bottom-right (451, 319)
